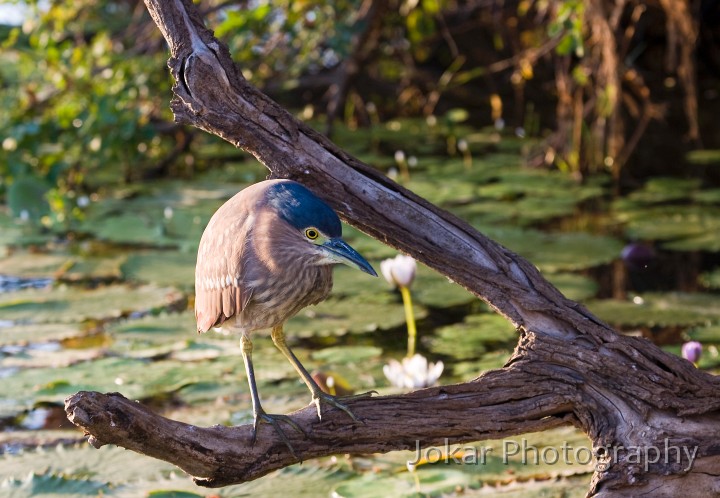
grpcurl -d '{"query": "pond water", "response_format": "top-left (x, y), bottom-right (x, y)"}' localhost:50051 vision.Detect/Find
top-left (1, 119), bottom-right (719, 497)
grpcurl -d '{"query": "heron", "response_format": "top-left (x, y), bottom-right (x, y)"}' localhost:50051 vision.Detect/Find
top-left (195, 179), bottom-right (377, 454)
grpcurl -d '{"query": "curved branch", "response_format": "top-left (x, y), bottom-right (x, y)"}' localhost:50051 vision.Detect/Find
top-left (62, 1), bottom-right (720, 495)
top-left (65, 365), bottom-right (574, 487)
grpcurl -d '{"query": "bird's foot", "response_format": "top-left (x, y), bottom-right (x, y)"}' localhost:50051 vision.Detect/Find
top-left (252, 411), bottom-right (305, 461)
top-left (311, 390), bottom-right (376, 421)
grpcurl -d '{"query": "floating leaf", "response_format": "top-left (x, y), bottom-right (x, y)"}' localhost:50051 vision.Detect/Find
top-left (0, 323), bottom-right (85, 346)
top-left (481, 227), bottom-right (623, 272)
top-left (615, 204), bottom-right (720, 252)
top-left (546, 273), bottom-right (598, 301)
top-left (289, 298), bottom-right (425, 338)
top-left (0, 252), bottom-right (70, 278)
top-left (688, 324), bottom-right (720, 344)
top-left (412, 267), bottom-right (476, 308)
top-left (626, 177), bottom-right (701, 204)
top-left (0, 284), bottom-right (183, 324)
top-left (107, 311), bottom-right (197, 347)
top-left (0, 472), bottom-right (110, 497)
top-left (6, 177), bottom-right (50, 221)
top-left (121, 251), bottom-right (196, 289)
top-left (586, 293), bottom-right (720, 328)
top-left (686, 149), bottom-right (720, 165)
top-left (663, 232), bottom-right (720, 252)
top-left (693, 188), bottom-right (720, 205)
top-left (311, 345), bottom-right (383, 364)
top-left (332, 468), bottom-right (475, 498)
top-left (147, 492), bottom-right (204, 498)
top-left (430, 314), bottom-right (516, 360)
top-left (699, 268), bottom-right (720, 289)
top-left (59, 255), bottom-right (126, 282)
top-left (451, 351), bottom-right (512, 377)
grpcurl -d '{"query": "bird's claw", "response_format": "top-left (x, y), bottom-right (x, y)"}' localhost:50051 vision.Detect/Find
top-left (311, 390), bottom-right (375, 422)
top-left (252, 411), bottom-right (305, 461)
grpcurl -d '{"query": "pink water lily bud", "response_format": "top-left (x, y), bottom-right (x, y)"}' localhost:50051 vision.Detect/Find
top-left (681, 341), bottom-right (702, 364)
top-left (380, 254), bottom-right (417, 288)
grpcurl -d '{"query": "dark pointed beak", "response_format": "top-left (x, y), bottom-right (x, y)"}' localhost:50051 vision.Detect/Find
top-left (321, 238), bottom-right (378, 276)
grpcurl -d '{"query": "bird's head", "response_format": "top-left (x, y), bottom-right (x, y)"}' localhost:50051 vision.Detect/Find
top-left (266, 181), bottom-right (377, 277)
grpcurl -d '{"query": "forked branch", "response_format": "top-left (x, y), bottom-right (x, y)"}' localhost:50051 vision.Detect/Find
top-left (65, 363), bottom-right (574, 487)
top-left (64, 1), bottom-right (720, 495)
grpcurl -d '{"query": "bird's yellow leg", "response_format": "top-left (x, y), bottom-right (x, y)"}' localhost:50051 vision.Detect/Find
top-left (240, 334), bottom-right (303, 459)
top-left (271, 325), bottom-right (373, 421)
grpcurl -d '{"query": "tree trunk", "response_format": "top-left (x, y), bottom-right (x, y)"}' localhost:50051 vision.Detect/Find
top-left (65, 1), bottom-right (720, 495)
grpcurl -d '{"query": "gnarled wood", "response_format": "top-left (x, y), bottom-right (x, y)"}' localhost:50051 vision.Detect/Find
top-left (65, 1), bottom-right (720, 495)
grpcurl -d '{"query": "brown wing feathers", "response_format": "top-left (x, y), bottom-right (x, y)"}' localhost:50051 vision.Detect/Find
top-left (195, 190), bottom-right (256, 333)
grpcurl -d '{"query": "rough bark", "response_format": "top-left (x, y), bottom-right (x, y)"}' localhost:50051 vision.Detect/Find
top-left (65, 1), bottom-right (720, 496)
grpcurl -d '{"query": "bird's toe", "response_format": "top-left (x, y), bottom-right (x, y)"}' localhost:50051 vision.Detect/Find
top-left (252, 411), bottom-right (305, 461)
top-left (311, 391), bottom-right (371, 422)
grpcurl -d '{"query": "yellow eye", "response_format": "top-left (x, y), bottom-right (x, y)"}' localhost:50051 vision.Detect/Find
top-left (305, 228), bottom-right (319, 240)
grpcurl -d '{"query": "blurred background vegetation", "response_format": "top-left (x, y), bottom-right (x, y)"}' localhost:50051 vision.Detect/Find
top-left (2, 0), bottom-right (720, 227)
top-left (2, 1), bottom-right (720, 497)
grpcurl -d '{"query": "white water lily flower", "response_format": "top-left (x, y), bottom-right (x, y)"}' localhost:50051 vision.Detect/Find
top-left (380, 255), bottom-right (417, 288)
top-left (383, 354), bottom-right (443, 389)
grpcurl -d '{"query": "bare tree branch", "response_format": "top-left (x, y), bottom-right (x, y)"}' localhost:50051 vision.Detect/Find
top-left (65, 1), bottom-right (720, 495)
top-left (65, 362), bottom-right (574, 487)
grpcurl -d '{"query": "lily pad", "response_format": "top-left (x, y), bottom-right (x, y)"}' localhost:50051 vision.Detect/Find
top-left (481, 227), bottom-right (623, 272)
top-left (311, 345), bottom-right (383, 364)
top-left (412, 268), bottom-right (477, 308)
top-left (686, 149), bottom-right (720, 165)
top-left (663, 232), bottom-right (720, 252)
top-left (430, 313), bottom-right (517, 360)
top-left (332, 468), bottom-right (475, 497)
top-left (82, 213), bottom-right (177, 247)
top-left (121, 251), bottom-right (196, 289)
top-left (404, 177), bottom-right (478, 206)
top-left (0, 212), bottom-right (54, 248)
top-left (0, 473), bottom-right (111, 497)
top-left (451, 351), bottom-right (513, 377)
top-left (1, 345), bottom-right (103, 370)
top-left (546, 273), bottom-right (598, 301)
top-left (0, 284), bottom-right (184, 324)
top-left (333, 426), bottom-right (592, 497)
top-left (6, 177), bottom-right (51, 222)
top-left (699, 268), bottom-right (720, 289)
top-left (615, 204), bottom-right (720, 252)
top-left (289, 298), bottom-right (425, 338)
top-left (0, 252), bottom-right (70, 278)
top-left (60, 256), bottom-right (126, 283)
top-left (0, 323), bottom-right (86, 347)
top-left (107, 311), bottom-right (197, 346)
top-left (693, 188), bottom-right (720, 204)
top-left (77, 181), bottom-right (245, 251)
top-left (687, 324), bottom-right (720, 344)
top-left (626, 177), bottom-right (701, 204)
top-left (586, 293), bottom-right (720, 328)
top-left (0, 351), bottom-right (278, 417)
top-left (0, 442), bottom-right (351, 498)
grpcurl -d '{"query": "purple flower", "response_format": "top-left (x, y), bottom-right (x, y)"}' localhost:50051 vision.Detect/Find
top-left (621, 243), bottom-right (655, 271)
top-left (681, 341), bottom-right (702, 364)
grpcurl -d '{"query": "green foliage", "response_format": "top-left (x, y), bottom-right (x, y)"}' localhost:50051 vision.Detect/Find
top-left (549, 0), bottom-right (585, 57)
top-left (0, 1), bottom-right (174, 228)
top-left (215, 1), bottom-right (362, 84)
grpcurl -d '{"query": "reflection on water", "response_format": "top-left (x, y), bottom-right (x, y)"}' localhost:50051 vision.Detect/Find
top-left (0, 275), bottom-right (52, 293)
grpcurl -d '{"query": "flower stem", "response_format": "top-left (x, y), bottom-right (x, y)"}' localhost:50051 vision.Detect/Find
top-left (400, 285), bottom-right (416, 357)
